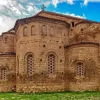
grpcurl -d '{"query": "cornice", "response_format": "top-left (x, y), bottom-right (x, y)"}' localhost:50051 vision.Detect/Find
top-left (14, 16), bottom-right (70, 31)
top-left (64, 42), bottom-right (99, 49)
top-left (0, 52), bottom-right (16, 56)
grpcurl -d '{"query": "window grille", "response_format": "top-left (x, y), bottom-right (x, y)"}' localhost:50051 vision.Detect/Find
top-left (1, 68), bottom-right (7, 80)
top-left (48, 54), bottom-right (55, 74)
top-left (27, 54), bottom-right (33, 76)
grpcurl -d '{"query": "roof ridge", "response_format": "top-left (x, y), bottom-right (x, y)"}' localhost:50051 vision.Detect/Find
top-left (38, 10), bottom-right (100, 23)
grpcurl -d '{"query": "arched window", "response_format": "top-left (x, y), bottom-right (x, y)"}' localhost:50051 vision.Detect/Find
top-left (42, 25), bottom-right (47, 36)
top-left (48, 54), bottom-right (55, 74)
top-left (57, 27), bottom-right (62, 37)
top-left (72, 22), bottom-right (74, 27)
top-left (27, 54), bottom-right (34, 76)
top-left (50, 26), bottom-right (54, 36)
top-left (1, 68), bottom-right (7, 80)
top-left (76, 62), bottom-right (84, 76)
top-left (23, 26), bottom-right (28, 36)
top-left (31, 25), bottom-right (35, 35)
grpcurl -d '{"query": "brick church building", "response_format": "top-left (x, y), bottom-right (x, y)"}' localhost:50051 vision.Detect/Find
top-left (0, 11), bottom-right (100, 92)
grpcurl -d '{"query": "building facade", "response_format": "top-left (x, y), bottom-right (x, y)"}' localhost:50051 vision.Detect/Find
top-left (0, 11), bottom-right (100, 92)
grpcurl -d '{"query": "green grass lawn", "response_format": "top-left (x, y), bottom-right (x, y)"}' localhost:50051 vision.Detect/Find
top-left (0, 91), bottom-right (100, 100)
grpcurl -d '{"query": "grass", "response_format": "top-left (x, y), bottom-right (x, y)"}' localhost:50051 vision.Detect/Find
top-left (0, 91), bottom-right (100, 100)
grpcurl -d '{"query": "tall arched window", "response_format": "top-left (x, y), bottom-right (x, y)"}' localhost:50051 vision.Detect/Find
top-left (31, 25), bottom-right (35, 35)
top-left (23, 26), bottom-right (28, 36)
top-left (48, 54), bottom-right (55, 74)
top-left (42, 25), bottom-right (47, 36)
top-left (76, 62), bottom-right (84, 76)
top-left (1, 68), bottom-right (7, 80)
top-left (27, 54), bottom-right (34, 76)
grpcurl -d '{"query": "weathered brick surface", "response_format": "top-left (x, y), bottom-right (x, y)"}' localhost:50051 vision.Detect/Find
top-left (0, 55), bottom-right (16, 92)
top-left (65, 43), bottom-right (99, 91)
top-left (0, 11), bottom-right (100, 92)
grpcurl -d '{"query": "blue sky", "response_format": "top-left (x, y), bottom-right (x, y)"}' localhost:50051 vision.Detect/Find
top-left (0, 0), bottom-right (100, 34)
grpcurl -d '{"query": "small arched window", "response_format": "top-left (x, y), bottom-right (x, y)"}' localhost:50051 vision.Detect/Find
top-left (1, 68), bottom-right (7, 80)
top-left (76, 62), bottom-right (84, 76)
top-left (31, 25), bottom-right (35, 35)
top-left (42, 25), bottom-right (47, 36)
top-left (72, 22), bottom-right (74, 27)
top-left (23, 26), bottom-right (28, 36)
top-left (48, 54), bottom-right (55, 74)
top-left (27, 54), bottom-right (34, 76)
top-left (50, 26), bottom-right (54, 36)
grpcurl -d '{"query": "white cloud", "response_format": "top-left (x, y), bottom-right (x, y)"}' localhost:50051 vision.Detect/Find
top-left (18, 0), bottom-right (28, 3)
top-left (0, 16), bottom-right (16, 34)
top-left (52, 0), bottom-right (73, 7)
top-left (0, 0), bottom-right (41, 34)
top-left (84, 0), bottom-right (100, 5)
top-left (84, 0), bottom-right (88, 5)
top-left (55, 11), bottom-right (86, 19)
top-left (67, 0), bottom-right (73, 4)
top-left (52, 0), bottom-right (58, 7)
top-left (64, 12), bottom-right (86, 19)
top-left (0, 0), bottom-right (8, 6)
top-left (27, 5), bottom-right (34, 12)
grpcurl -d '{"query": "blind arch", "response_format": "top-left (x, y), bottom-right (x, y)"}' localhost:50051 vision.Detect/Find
top-left (42, 25), bottom-right (47, 36)
top-left (31, 25), bottom-right (35, 35)
top-left (23, 26), bottom-right (28, 36)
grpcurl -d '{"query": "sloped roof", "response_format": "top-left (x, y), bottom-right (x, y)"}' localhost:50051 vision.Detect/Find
top-left (13, 10), bottom-right (100, 31)
top-left (36, 11), bottom-right (100, 23)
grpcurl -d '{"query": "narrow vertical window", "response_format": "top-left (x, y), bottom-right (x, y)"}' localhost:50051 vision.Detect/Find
top-left (42, 25), bottom-right (47, 36)
top-left (72, 22), bottom-right (74, 27)
top-left (1, 68), bottom-right (7, 80)
top-left (76, 62), bottom-right (84, 76)
top-left (48, 54), bottom-right (55, 74)
top-left (23, 26), bottom-right (28, 36)
top-left (31, 25), bottom-right (35, 35)
top-left (27, 54), bottom-right (33, 76)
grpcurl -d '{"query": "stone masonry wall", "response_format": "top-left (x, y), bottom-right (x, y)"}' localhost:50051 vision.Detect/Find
top-left (65, 43), bottom-right (100, 91)
top-left (0, 55), bottom-right (16, 92)
top-left (0, 11), bottom-right (99, 93)
top-left (15, 18), bottom-right (69, 93)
